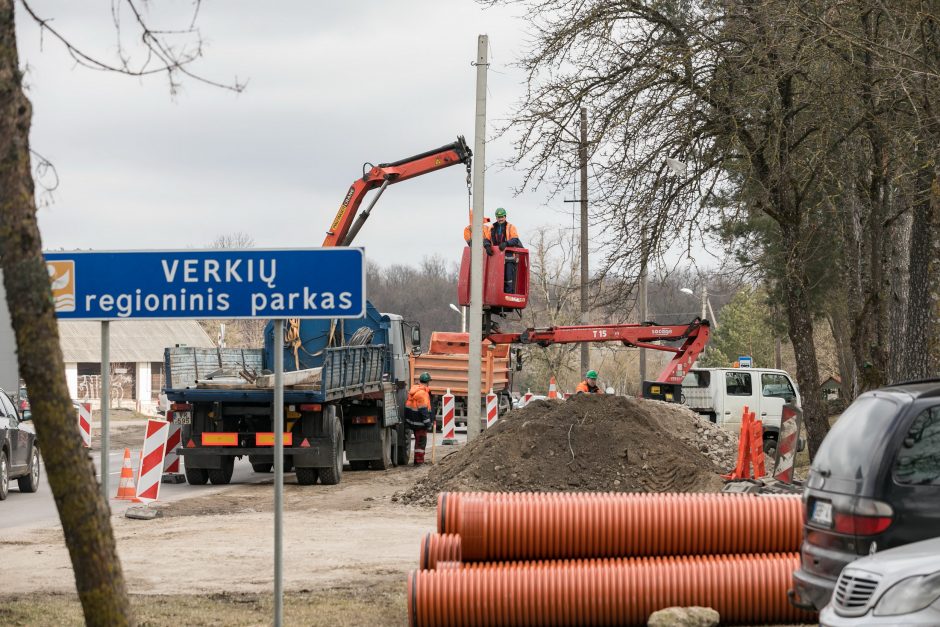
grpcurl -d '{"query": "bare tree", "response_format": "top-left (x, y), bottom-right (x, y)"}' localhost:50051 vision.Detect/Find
top-left (486, 0), bottom-right (940, 456)
top-left (0, 2), bottom-right (241, 623)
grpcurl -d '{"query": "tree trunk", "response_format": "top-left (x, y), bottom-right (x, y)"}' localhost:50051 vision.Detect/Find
top-left (0, 2), bottom-right (131, 624)
top-left (903, 169), bottom-right (940, 380)
top-left (780, 223), bottom-right (827, 458)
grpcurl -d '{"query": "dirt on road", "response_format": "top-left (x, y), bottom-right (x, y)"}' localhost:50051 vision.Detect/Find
top-left (0, 464), bottom-right (436, 609)
top-left (400, 395), bottom-right (731, 505)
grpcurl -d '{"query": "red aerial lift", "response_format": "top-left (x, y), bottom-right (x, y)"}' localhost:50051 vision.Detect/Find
top-left (487, 318), bottom-right (711, 401)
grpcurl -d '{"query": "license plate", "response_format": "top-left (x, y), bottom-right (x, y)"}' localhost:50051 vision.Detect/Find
top-left (174, 411), bottom-right (192, 425)
top-left (811, 501), bottom-right (833, 527)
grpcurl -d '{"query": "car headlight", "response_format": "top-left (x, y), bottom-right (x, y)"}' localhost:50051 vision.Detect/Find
top-left (873, 572), bottom-right (940, 616)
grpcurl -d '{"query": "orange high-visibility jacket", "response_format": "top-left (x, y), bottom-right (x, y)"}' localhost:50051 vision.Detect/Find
top-left (406, 384), bottom-right (432, 410)
top-left (575, 380), bottom-right (603, 394)
top-left (464, 223), bottom-right (492, 244)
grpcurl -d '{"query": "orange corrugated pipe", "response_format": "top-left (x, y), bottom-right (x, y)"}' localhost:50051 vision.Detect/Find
top-left (419, 533), bottom-right (461, 570)
top-left (437, 492), bottom-right (802, 562)
top-left (409, 552), bottom-right (813, 626)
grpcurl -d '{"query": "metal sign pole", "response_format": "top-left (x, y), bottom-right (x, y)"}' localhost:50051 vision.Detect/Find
top-left (100, 320), bottom-right (110, 499)
top-left (273, 319), bottom-right (284, 626)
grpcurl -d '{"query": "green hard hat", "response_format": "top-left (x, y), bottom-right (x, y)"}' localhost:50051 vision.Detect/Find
top-left (495, 207), bottom-right (507, 218)
top-left (419, 372), bottom-right (432, 383)
top-left (586, 370), bottom-right (598, 379)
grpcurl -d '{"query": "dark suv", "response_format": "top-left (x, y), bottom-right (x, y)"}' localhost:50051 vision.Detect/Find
top-left (0, 388), bottom-right (41, 500)
top-left (790, 380), bottom-right (940, 611)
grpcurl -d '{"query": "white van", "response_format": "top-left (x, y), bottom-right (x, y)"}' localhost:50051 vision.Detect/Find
top-left (681, 367), bottom-right (801, 454)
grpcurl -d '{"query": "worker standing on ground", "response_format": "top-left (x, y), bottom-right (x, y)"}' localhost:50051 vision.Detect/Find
top-left (489, 207), bottom-right (523, 292)
top-left (575, 370), bottom-right (604, 394)
top-left (405, 372), bottom-right (434, 465)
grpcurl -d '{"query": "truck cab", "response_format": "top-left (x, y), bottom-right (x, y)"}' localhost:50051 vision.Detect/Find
top-left (681, 367), bottom-right (801, 454)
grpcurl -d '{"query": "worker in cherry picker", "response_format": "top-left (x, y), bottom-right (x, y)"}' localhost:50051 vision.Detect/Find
top-left (575, 370), bottom-right (604, 394)
top-left (488, 207), bottom-right (523, 293)
top-left (463, 217), bottom-right (491, 247)
top-left (405, 372), bottom-right (434, 465)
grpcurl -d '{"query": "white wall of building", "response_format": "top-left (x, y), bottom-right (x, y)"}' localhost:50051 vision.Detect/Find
top-left (65, 362), bottom-right (78, 399)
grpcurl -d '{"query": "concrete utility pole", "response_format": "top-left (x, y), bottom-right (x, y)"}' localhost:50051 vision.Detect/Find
top-left (638, 247), bottom-right (648, 383)
top-left (579, 107), bottom-right (590, 376)
top-left (467, 34), bottom-right (488, 441)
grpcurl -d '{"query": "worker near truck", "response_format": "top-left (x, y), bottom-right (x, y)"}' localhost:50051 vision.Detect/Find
top-left (405, 372), bottom-right (433, 465)
top-left (575, 370), bottom-right (603, 394)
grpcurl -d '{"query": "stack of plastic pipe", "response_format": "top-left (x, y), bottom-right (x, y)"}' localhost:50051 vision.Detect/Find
top-left (408, 491), bottom-right (815, 626)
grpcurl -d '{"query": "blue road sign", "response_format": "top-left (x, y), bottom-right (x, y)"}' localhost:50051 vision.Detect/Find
top-left (43, 249), bottom-right (365, 320)
top-left (738, 355), bottom-right (753, 368)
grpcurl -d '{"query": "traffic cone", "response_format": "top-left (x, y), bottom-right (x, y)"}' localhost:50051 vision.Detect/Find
top-left (548, 376), bottom-right (558, 400)
top-left (114, 447), bottom-right (137, 500)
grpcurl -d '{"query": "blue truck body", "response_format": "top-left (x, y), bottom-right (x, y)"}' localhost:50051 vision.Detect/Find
top-left (163, 301), bottom-right (415, 486)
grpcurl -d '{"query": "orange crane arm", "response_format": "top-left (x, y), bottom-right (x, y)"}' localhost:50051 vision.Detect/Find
top-left (487, 319), bottom-right (710, 384)
top-left (322, 137), bottom-right (472, 247)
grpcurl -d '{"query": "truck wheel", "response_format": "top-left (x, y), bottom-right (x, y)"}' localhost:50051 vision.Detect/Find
top-left (318, 412), bottom-right (344, 486)
top-left (251, 463), bottom-right (273, 473)
top-left (185, 466), bottom-right (209, 485)
top-left (17, 446), bottom-right (40, 493)
top-left (208, 457), bottom-right (234, 485)
top-left (396, 423), bottom-right (412, 466)
top-left (296, 467), bottom-right (319, 485)
top-left (763, 435), bottom-right (778, 457)
top-left (369, 427), bottom-right (393, 470)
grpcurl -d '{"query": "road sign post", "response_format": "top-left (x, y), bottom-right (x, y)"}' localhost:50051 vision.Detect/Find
top-left (45, 248), bottom-right (365, 627)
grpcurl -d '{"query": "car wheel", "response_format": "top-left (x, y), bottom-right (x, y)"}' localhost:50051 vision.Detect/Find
top-left (0, 449), bottom-right (8, 500)
top-left (17, 446), bottom-right (40, 493)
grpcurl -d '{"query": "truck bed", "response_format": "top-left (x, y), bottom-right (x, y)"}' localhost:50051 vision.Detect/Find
top-left (164, 344), bottom-right (388, 403)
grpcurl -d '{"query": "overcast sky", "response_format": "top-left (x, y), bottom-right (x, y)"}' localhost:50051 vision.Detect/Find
top-left (15, 0), bottom-right (586, 270)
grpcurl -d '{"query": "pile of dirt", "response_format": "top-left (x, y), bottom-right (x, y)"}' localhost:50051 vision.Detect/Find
top-left (400, 395), bottom-right (735, 506)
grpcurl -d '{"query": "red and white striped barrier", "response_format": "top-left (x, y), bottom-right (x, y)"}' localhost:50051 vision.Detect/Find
top-left (773, 404), bottom-right (802, 483)
top-left (486, 389), bottom-right (498, 429)
top-left (135, 419), bottom-right (169, 504)
top-left (548, 377), bottom-right (558, 399)
top-left (563, 392), bottom-right (572, 400)
top-left (162, 411), bottom-right (186, 483)
top-left (77, 402), bottom-right (92, 448)
top-left (441, 390), bottom-right (457, 445)
top-left (522, 389), bottom-right (533, 407)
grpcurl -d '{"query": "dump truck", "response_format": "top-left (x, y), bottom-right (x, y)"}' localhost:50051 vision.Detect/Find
top-left (164, 302), bottom-right (420, 485)
top-left (409, 331), bottom-right (515, 425)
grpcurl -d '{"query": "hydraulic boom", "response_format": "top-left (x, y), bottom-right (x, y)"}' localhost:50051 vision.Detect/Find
top-left (487, 318), bottom-right (710, 384)
top-left (323, 137), bottom-right (472, 247)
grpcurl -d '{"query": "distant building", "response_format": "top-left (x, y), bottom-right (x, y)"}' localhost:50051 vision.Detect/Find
top-left (59, 320), bottom-right (215, 414)
top-left (821, 375), bottom-right (842, 400)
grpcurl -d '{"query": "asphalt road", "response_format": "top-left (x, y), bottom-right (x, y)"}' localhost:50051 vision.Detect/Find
top-left (1, 427), bottom-right (465, 530)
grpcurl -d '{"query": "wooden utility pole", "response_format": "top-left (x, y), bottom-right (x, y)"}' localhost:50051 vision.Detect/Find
top-left (467, 34), bottom-right (488, 441)
top-left (579, 107), bottom-right (589, 376)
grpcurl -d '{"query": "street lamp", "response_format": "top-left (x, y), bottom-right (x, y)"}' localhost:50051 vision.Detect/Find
top-left (449, 303), bottom-right (467, 333)
top-left (680, 287), bottom-right (718, 329)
